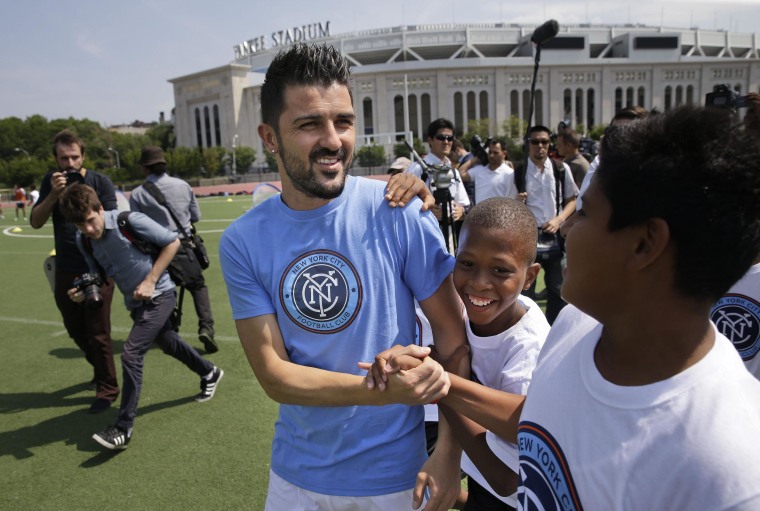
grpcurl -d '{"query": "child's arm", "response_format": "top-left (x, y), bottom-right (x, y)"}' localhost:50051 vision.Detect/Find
top-left (439, 401), bottom-right (519, 497)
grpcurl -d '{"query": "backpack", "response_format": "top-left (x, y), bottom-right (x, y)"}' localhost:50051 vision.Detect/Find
top-left (81, 211), bottom-right (159, 260)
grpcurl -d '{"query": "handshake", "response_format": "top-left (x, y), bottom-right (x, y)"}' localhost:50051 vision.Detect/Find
top-left (358, 344), bottom-right (470, 406)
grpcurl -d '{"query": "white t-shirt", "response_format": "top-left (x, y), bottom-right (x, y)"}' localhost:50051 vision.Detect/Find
top-left (575, 154), bottom-right (598, 210)
top-left (525, 159), bottom-right (578, 226)
top-left (461, 296), bottom-right (550, 508)
top-left (711, 263), bottom-right (760, 380)
top-left (517, 305), bottom-right (760, 510)
top-left (467, 162), bottom-right (518, 204)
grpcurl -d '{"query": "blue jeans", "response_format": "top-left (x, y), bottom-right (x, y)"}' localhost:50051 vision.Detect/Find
top-left (116, 291), bottom-right (213, 430)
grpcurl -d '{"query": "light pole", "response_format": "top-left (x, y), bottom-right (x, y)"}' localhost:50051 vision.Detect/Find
top-left (108, 147), bottom-right (120, 168)
top-left (232, 134), bottom-right (238, 176)
top-left (14, 147), bottom-right (30, 160)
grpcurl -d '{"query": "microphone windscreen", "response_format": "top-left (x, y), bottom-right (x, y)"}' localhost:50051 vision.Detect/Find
top-left (531, 19), bottom-right (560, 45)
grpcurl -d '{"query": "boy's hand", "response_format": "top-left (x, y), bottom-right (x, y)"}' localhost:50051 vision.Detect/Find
top-left (133, 279), bottom-right (156, 301)
top-left (385, 173), bottom-right (434, 210)
top-left (67, 287), bottom-right (85, 303)
top-left (359, 344), bottom-right (426, 391)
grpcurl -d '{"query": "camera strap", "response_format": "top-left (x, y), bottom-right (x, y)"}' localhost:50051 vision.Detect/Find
top-left (141, 181), bottom-right (193, 242)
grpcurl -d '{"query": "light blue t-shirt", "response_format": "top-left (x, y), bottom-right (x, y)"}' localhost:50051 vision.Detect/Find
top-left (77, 210), bottom-right (177, 311)
top-left (220, 176), bottom-right (454, 496)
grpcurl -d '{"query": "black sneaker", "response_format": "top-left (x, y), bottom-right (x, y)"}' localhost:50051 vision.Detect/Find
top-left (199, 329), bottom-right (219, 354)
top-left (93, 425), bottom-right (130, 450)
top-left (196, 367), bottom-right (223, 402)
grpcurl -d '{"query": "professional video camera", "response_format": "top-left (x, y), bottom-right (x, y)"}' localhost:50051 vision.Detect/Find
top-left (71, 272), bottom-right (104, 309)
top-left (705, 84), bottom-right (748, 110)
top-left (404, 140), bottom-right (458, 253)
top-left (470, 135), bottom-right (493, 166)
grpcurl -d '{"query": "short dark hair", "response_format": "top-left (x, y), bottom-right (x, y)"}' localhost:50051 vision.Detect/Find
top-left (463, 197), bottom-right (538, 264)
top-left (611, 106), bottom-right (650, 125)
top-left (58, 184), bottom-right (101, 224)
top-left (558, 129), bottom-right (581, 148)
top-left (260, 43), bottom-right (352, 132)
top-left (427, 118), bottom-right (455, 139)
top-left (598, 106), bottom-right (760, 301)
top-left (528, 125), bottom-right (551, 138)
top-left (52, 129), bottom-right (85, 157)
top-left (488, 138), bottom-right (506, 154)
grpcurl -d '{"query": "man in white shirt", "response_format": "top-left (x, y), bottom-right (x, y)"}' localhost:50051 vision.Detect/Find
top-left (519, 125), bottom-right (578, 324)
top-left (406, 118), bottom-right (470, 250)
top-left (459, 138), bottom-right (517, 204)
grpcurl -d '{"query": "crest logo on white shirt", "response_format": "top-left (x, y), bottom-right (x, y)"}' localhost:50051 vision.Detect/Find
top-left (280, 250), bottom-right (362, 334)
top-left (517, 421), bottom-right (583, 511)
top-left (711, 293), bottom-right (760, 361)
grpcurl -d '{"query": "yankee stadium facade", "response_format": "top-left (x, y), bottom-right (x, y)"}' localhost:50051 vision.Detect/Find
top-left (169, 21), bottom-right (760, 164)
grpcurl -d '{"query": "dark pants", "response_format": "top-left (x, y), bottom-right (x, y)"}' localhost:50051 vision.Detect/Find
top-left (168, 247), bottom-right (214, 335)
top-left (117, 290), bottom-right (213, 430)
top-left (54, 269), bottom-right (119, 401)
top-left (463, 476), bottom-right (515, 511)
top-left (524, 250), bottom-right (566, 325)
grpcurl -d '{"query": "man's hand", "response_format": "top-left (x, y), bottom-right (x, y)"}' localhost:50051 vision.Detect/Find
top-left (49, 172), bottom-right (68, 197)
top-left (358, 344), bottom-right (449, 404)
top-left (385, 173), bottom-right (434, 210)
top-left (542, 216), bottom-right (563, 234)
top-left (133, 279), bottom-right (156, 301)
top-left (451, 203), bottom-right (465, 222)
top-left (67, 287), bottom-right (85, 303)
top-left (518, 191), bottom-right (528, 204)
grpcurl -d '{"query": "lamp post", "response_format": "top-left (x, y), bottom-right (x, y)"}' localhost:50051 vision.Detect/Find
top-left (14, 147), bottom-right (30, 160)
top-left (108, 147), bottom-right (120, 168)
top-left (232, 134), bottom-right (238, 176)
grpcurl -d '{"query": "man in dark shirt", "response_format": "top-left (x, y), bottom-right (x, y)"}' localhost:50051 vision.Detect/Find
top-left (30, 130), bottom-right (119, 414)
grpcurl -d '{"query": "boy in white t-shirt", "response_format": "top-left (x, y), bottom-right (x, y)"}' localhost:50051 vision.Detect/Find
top-left (377, 106), bottom-right (760, 510)
top-left (448, 197), bottom-right (548, 510)
top-left (383, 197), bottom-right (549, 510)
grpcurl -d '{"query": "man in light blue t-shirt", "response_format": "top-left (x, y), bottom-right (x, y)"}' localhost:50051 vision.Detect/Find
top-left (219, 43), bottom-right (468, 511)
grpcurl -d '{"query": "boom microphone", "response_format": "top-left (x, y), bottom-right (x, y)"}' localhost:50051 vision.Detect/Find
top-left (531, 19), bottom-right (559, 45)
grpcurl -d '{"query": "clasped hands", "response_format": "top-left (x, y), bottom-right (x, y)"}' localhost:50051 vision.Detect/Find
top-left (358, 344), bottom-right (470, 405)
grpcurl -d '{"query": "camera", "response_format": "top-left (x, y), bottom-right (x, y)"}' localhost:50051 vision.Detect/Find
top-left (705, 84), bottom-right (748, 110)
top-left (65, 169), bottom-right (84, 186)
top-left (470, 135), bottom-right (493, 166)
top-left (428, 163), bottom-right (454, 190)
top-left (72, 272), bottom-right (104, 309)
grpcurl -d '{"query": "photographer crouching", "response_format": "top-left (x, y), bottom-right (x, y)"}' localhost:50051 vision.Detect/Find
top-left (59, 183), bottom-right (223, 450)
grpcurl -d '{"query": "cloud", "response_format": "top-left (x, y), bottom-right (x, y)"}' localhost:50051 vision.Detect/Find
top-left (76, 34), bottom-right (105, 58)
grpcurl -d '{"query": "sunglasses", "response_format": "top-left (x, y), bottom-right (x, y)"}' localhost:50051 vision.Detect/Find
top-left (530, 139), bottom-right (551, 146)
top-left (434, 134), bottom-right (455, 142)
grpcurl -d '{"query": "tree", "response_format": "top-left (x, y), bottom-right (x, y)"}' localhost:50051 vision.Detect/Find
top-left (233, 146), bottom-right (256, 174)
top-left (393, 138), bottom-right (425, 159)
top-left (265, 150), bottom-right (278, 172)
top-left (355, 144), bottom-right (386, 172)
top-left (200, 147), bottom-right (226, 177)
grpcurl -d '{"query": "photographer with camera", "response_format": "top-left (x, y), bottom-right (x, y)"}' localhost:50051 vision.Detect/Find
top-left (129, 146), bottom-right (218, 354)
top-left (59, 183), bottom-right (223, 450)
top-left (30, 130), bottom-right (120, 414)
top-left (458, 137), bottom-right (517, 205)
top-left (518, 125), bottom-right (578, 324)
top-left (406, 118), bottom-right (470, 249)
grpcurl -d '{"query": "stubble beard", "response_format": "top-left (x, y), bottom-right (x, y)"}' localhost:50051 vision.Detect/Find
top-left (276, 133), bottom-right (351, 200)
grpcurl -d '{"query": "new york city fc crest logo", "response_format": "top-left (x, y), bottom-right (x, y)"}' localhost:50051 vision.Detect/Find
top-left (279, 250), bottom-right (362, 334)
top-left (517, 422), bottom-right (583, 511)
top-left (710, 293), bottom-right (760, 361)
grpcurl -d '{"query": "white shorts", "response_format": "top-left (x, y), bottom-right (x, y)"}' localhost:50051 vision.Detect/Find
top-left (265, 470), bottom-right (424, 511)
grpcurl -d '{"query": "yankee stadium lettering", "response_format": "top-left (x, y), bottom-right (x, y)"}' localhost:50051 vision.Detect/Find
top-left (280, 250), bottom-right (362, 334)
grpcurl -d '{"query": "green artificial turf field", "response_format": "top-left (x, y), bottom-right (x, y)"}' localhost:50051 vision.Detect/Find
top-left (0, 192), bottom-right (546, 510)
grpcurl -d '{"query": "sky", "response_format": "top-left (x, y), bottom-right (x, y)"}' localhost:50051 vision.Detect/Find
top-left (1, 0), bottom-right (759, 127)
